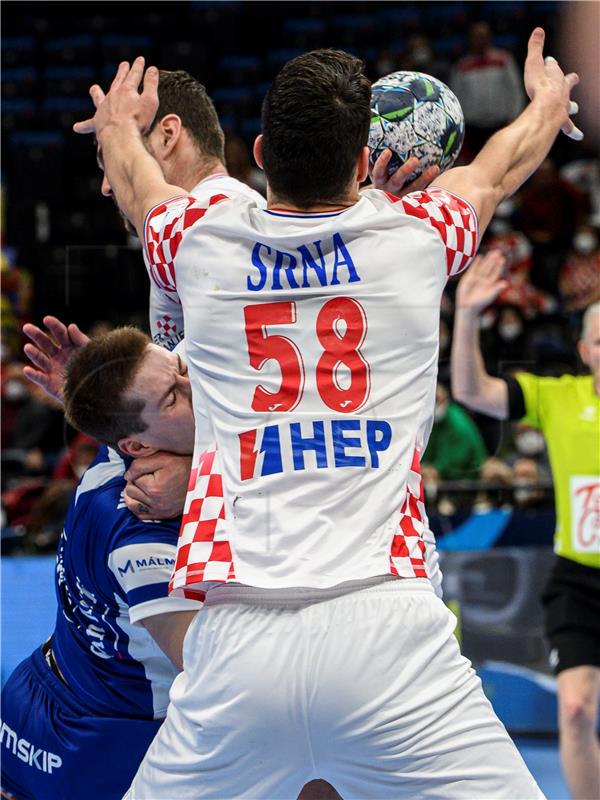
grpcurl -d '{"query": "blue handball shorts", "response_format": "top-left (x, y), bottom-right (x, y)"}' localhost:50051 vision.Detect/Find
top-left (0, 646), bottom-right (163, 800)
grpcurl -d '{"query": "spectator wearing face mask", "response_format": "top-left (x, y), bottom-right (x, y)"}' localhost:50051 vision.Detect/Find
top-left (559, 226), bottom-right (600, 313)
top-left (488, 305), bottom-right (530, 370)
top-left (422, 383), bottom-right (487, 481)
top-left (511, 457), bottom-right (546, 510)
top-left (399, 35), bottom-right (450, 85)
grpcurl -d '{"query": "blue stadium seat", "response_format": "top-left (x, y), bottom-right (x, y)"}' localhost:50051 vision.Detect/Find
top-left (267, 48), bottom-right (304, 69)
top-left (1, 67), bottom-right (37, 99)
top-left (1, 99), bottom-right (36, 131)
top-left (10, 131), bottom-right (64, 149)
top-left (44, 33), bottom-right (96, 64)
top-left (2, 36), bottom-right (35, 68)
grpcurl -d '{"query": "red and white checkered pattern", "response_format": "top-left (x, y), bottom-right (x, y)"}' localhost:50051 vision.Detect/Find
top-left (155, 314), bottom-right (179, 336)
top-left (387, 188), bottom-right (478, 277)
top-left (389, 447), bottom-right (429, 579)
top-left (169, 447), bottom-right (235, 597)
top-left (144, 193), bottom-right (229, 293)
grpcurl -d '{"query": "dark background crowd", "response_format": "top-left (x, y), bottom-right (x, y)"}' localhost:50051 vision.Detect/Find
top-left (2, 1), bottom-right (599, 555)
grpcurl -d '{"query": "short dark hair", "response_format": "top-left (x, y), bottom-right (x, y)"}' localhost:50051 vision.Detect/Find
top-left (261, 50), bottom-right (371, 208)
top-left (64, 328), bottom-right (150, 450)
top-left (149, 70), bottom-right (226, 163)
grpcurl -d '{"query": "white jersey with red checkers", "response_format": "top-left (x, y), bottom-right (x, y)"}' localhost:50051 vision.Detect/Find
top-left (144, 186), bottom-right (478, 591)
top-left (144, 174), bottom-right (265, 351)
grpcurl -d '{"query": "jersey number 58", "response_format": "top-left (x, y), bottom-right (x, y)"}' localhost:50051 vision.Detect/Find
top-left (244, 298), bottom-right (371, 413)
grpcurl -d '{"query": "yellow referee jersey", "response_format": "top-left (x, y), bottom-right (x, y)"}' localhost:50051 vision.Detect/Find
top-left (516, 373), bottom-right (600, 569)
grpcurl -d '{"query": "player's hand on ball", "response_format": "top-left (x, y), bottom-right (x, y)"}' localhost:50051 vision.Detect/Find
top-left (73, 57), bottom-right (159, 138)
top-left (22, 316), bottom-right (90, 404)
top-left (455, 250), bottom-right (509, 313)
top-left (370, 150), bottom-right (440, 197)
top-left (124, 452), bottom-right (193, 520)
top-left (523, 27), bottom-right (582, 141)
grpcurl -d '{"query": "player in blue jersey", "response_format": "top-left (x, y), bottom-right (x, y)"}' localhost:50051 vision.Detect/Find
top-left (0, 438), bottom-right (200, 800)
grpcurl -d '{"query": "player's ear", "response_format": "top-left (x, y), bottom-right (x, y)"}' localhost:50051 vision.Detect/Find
top-left (117, 437), bottom-right (159, 459)
top-left (253, 135), bottom-right (264, 170)
top-left (357, 146), bottom-right (370, 184)
top-left (157, 114), bottom-right (182, 158)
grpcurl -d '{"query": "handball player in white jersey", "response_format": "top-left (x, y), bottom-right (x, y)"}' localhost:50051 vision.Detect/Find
top-left (74, 29), bottom-right (582, 798)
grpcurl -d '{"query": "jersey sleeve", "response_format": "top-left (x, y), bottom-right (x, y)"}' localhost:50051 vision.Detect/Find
top-left (148, 281), bottom-right (185, 351)
top-left (384, 187), bottom-right (479, 277)
top-left (514, 372), bottom-right (545, 429)
top-left (143, 193), bottom-right (229, 294)
top-left (107, 521), bottom-right (202, 624)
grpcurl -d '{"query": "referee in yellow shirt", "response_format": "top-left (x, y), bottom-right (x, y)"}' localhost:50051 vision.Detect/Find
top-left (451, 250), bottom-right (600, 800)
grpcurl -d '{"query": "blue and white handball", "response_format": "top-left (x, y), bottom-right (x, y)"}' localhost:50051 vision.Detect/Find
top-left (369, 71), bottom-right (465, 180)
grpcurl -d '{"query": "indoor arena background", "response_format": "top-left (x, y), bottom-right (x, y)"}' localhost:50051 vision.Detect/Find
top-left (2, 3), bottom-right (599, 798)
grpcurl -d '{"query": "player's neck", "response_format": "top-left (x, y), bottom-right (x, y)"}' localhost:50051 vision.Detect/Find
top-left (266, 184), bottom-right (360, 213)
top-left (173, 160), bottom-right (228, 193)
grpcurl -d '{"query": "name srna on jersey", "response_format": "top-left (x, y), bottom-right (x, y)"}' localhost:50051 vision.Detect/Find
top-left (239, 417), bottom-right (392, 481)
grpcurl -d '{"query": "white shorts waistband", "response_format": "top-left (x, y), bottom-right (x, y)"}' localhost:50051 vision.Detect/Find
top-left (203, 575), bottom-right (433, 608)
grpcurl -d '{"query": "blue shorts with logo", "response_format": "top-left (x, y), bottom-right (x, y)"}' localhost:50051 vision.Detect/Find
top-left (0, 647), bottom-right (162, 800)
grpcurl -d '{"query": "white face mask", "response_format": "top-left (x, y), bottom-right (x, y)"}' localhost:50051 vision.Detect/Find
top-left (4, 379), bottom-right (28, 401)
top-left (499, 323), bottom-right (523, 341)
top-left (434, 402), bottom-right (448, 422)
top-left (489, 219), bottom-right (510, 236)
top-left (514, 486), bottom-right (536, 505)
top-left (412, 47), bottom-right (432, 64)
top-left (573, 232), bottom-right (598, 255)
top-left (515, 431), bottom-right (545, 456)
top-left (74, 463), bottom-right (88, 479)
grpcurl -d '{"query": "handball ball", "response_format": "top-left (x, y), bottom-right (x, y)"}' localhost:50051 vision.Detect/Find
top-left (369, 71), bottom-right (465, 181)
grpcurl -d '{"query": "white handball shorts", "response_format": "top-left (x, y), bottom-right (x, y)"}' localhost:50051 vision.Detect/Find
top-left (125, 577), bottom-right (544, 799)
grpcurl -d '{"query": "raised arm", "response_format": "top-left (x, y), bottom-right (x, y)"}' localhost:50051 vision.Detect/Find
top-left (73, 58), bottom-right (184, 238)
top-left (434, 28), bottom-right (581, 235)
top-left (451, 250), bottom-right (511, 419)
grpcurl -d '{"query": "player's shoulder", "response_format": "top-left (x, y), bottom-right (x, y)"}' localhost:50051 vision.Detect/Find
top-left (190, 174), bottom-right (266, 208)
top-left (516, 371), bottom-right (583, 397)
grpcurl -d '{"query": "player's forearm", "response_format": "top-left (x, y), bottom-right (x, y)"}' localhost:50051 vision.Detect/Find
top-left (98, 121), bottom-right (182, 236)
top-left (474, 93), bottom-right (565, 205)
top-left (451, 307), bottom-right (508, 419)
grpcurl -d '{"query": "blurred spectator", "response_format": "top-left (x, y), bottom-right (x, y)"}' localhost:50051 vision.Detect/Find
top-left (450, 21), bottom-right (525, 157)
top-left (560, 158), bottom-right (600, 227)
top-left (53, 433), bottom-right (99, 483)
top-left (399, 35), bottom-right (450, 84)
top-left (486, 204), bottom-right (557, 319)
top-left (512, 422), bottom-right (547, 461)
top-left (423, 383), bottom-right (487, 480)
top-left (224, 136), bottom-right (266, 196)
top-left (511, 457), bottom-right (545, 510)
top-left (517, 158), bottom-right (589, 294)
top-left (559, 225), bottom-right (600, 312)
top-left (2, 371), bottom-right (66, 479)
top-left (1, 248), bottom-right (33, 360)
top-left (25, 479), bottom-right (75, 553)
top-left (472, 457), bottom-right (513, 513)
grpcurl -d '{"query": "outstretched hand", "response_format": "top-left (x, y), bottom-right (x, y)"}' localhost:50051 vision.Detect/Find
top-left (523, 27), bottom-right (582, 141)
top-left (369, 150), bottom-right (440, 197)
top-left (455, 250), bottom-right (509, 313)
top-left (22, 316), bottom-right (90, 404)
top-left (73, 57), bottom-right (159, 139)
